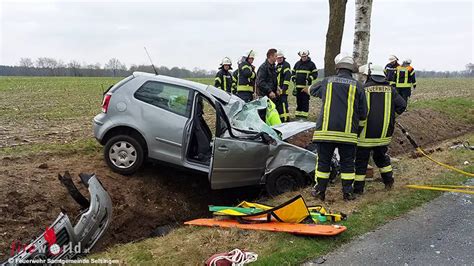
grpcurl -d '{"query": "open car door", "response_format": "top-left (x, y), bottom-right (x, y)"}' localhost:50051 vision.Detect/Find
top-left (209, 136), bottom-right (270, 189)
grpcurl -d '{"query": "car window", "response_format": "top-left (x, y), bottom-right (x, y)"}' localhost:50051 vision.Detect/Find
top-left (134, 81), bottom-right (192, 117)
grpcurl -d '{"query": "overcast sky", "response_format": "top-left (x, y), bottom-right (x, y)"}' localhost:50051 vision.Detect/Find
top-left (0, 0), bottom-right (472, 71)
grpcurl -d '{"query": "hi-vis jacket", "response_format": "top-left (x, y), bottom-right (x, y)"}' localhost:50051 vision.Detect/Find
top-left (384, 62), bottom-right (399, 85)
top-left (395, 65), bottom-right (416, 88)
top-left (277, 60), bottom-right (292, 94)
top-left (293, 58), bottom-right (318, 89)
top-left (358, 80), bottom-right (407, 147)
top-left (237, 61), bottom-right (256, 92)
top-left (214, 69), bottom-right (233, 93)
top-left (310, 69), bottom-right (367, 144)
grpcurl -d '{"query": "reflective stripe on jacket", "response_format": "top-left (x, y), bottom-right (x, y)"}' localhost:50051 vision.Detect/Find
top-left (214, 69), bottom-right (233, 93)
top-left (310, 69), bottom-right (367, 144)
top-left (293, 58), bottom-right (318, 89)
top-left (358, 80), bottom-right (407, 147)
top-left (237, 61), bottom-right (256, 92)
top-left (277, 60), bottom-right (292, 94)
top-left (395, 66), bottom-right (416, 88)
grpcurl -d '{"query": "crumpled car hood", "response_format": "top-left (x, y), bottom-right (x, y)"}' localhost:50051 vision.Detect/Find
top-left (220, 96), bottom-right (315, 140)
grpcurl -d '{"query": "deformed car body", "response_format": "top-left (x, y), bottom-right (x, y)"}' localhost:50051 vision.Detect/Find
top-left (93, 72), bottom-right (318, 194)
top-left (3, 173), bottom-right (112, 265)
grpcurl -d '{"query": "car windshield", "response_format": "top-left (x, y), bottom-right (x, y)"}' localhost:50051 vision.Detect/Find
top-left (228, 97), bottom-right (280, 140)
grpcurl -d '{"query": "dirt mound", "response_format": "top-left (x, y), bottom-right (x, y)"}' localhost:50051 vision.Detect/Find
top-left (286, 109), bottom-right (472, 156)
top-left (0, 154), bottom-right (261, 259)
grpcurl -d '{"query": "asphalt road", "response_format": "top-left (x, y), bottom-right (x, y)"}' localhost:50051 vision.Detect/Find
top-left (304, 186), bottom-right (474, 265)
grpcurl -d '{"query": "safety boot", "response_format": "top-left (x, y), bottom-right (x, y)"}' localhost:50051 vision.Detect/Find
top-left (311, 178), bottom-right (329, 201)
top-left (342, 179), bottom-right (355, 201)
top-left (381, 172), bottom-right (394, 191)
top-left (353, 181), bottom-right (365, 195)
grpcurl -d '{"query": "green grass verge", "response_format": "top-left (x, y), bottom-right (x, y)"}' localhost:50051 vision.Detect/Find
top-left (0, 138), bottom-right (101, 157)
top-left (411, 97), bottom-right (474, 124)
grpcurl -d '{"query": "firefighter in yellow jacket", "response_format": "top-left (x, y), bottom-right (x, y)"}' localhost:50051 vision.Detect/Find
top-left (394, 59), bottom-right (416, 103)
top-left (309, 53), bottom-right (367, 201)
top-left (355, 64), bottom-right (407, 194)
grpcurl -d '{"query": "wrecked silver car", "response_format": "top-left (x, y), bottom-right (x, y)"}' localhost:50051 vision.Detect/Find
top-left (93, 72), bottom-right (319, 194)
top-left (3, 173), bottom-right (112, 265)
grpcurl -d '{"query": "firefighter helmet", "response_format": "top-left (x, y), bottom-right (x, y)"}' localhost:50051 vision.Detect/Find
top-left (298, 50), bottom-right (310, 57)
top-left (334, 53), bottom-right (357, 72)
top-left (388, 55), bottom-right (398, 62)
top-left (220, 57), bottom-right (232, 66)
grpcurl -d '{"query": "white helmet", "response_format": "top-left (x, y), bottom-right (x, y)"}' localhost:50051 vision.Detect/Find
top-left (244, 50), bottom-right (256, 59)
top-left (276, 51), bottom-right (285, 58)
top-left (220, 57), bottom-right (232, 66)
top-left (334, 52), bottom-right (357, 72)
top-left (403, 58), bottom-right (412, 64)
top-left (298, 50), bottom-right (310, 57)
top-left (388, 55), bottom-right (398, 62)
top-left (360, 63), bottom-right (386, 82)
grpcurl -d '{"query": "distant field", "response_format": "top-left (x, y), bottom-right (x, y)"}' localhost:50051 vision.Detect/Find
top-left (0, 76), bottom-right (472, 154)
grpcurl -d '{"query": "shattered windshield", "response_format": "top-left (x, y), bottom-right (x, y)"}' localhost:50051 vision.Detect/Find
top-left (228, 97), bottom-right (281, 140)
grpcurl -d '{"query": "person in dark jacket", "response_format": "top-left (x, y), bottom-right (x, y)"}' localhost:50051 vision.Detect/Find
top-left (236, 50), bottom-right (256, 102)
top-left (293, 50), bottom-right (318, 118)
top-left (308, 53), bottom-right (368, 201)
top-left (384, 55), bottom-right (399, 86)
top-left (256, 48), bottom-right (278, 99)
top-left (214, 57), bottom-right (233, 93)
top-left (354, 64), bottom-right (407, 194)
top-left (276, 51), bottom-right (292, 122)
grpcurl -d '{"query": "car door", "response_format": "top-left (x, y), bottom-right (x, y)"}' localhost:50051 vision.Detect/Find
top-left (133, 81), bottom-right (193, 165)
top-left (209, 136), bottom-right (270, 189)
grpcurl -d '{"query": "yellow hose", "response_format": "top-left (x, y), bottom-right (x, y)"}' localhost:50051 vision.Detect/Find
top-left (416, 147), bottom-right (474, 177)
top-left (406, 184), bottom-right (474, 195)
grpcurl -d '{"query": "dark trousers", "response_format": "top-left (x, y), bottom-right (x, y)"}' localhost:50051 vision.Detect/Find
top-left (295, 89), bottom-right (309, 118)
top-left (236, 91), bottom-right (253, 103)
top-left (316, 142), bottom-right (356, 193)
top-left (275, 94), bottom-right (289, 122)
top-left (355, 146), bottom-right (393, 184)
top-left (396, 87), bottom-right (411, 104)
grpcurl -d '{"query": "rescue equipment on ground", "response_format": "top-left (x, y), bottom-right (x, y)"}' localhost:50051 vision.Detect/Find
top-left (205, 249), bottom-right (258, 266)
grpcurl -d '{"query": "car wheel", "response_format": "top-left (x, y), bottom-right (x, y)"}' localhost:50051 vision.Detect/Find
top-left (104, 135), bottom-right (144, 175)
top-left (265, 167), bottom-right (305, 197)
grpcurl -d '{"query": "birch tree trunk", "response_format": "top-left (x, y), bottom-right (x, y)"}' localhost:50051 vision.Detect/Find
top-left (353, 0), bottom-right (373, 69)
top-left (324, 0), bottom-right (347, 77)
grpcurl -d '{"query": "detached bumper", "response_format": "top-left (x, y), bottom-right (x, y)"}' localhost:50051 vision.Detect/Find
top-left (3, 173), bottom-right (112, 264)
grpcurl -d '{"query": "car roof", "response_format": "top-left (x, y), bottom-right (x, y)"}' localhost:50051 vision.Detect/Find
top-left (132, 71), bottom-right (208, 92)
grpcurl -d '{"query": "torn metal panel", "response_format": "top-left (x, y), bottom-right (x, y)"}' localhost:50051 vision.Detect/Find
top-left (4, 173), bottom-right (112, 265)
top-left (264, 141), bottom-right (317, 178)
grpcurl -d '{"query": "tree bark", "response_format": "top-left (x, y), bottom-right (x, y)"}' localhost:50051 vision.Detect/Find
top-left (353, 0), bottom-right (373, 69)
top-left (324, 0), bottom-right (347, 77)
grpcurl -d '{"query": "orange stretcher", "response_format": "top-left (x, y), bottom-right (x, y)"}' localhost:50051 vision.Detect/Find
top-left (184, 218), bottom-right (347, 236)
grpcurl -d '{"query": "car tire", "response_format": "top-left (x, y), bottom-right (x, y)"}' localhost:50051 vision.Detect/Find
top-left (265, 167), bottom-right (305, 197)
top-left (104, 135), bottom-right (145, 175)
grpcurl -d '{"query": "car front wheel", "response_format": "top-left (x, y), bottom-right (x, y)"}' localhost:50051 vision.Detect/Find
top-left (104, 135), bottom-right (144, 175)
top-left (265, 167), bottom-right (305, 197)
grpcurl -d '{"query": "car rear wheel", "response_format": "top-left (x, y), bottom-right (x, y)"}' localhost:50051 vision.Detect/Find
top-left (265, 167), bottom-right (305, 197)
top-left (104, 135), bottom-right (144, 175)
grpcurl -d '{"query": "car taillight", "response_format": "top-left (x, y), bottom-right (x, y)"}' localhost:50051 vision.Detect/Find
top-left (102, 94), bottom-right (112, 113)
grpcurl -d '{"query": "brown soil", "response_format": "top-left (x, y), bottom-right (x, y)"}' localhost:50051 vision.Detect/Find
top-left (286, 109), bottom-right (473, 156)
top-left (0, 153), bottom-right (261, 259)
top-left (0, 108), bottom-right (471, 260)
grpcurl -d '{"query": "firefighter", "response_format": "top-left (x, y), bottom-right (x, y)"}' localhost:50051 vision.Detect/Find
top-left (236, 50), bottom-right (257, 102)
top-left (292, 50), bottom-right (318, 119)
top-left (214, 57), bottom-right (233, 93)
top-left (384, 55), bottom-right (399, 86)
top-left (276, 51), bottom-right (291, 122)
top-left (308, 53), bottom-right (367, 201)
top-left (354, 64), bottom-right (407, 194)
top-left (395, 59), bottom-right (416, 103)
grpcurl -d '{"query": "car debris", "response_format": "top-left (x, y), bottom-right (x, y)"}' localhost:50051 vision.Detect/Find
top-left (3, 172), bottom-right (112, 265)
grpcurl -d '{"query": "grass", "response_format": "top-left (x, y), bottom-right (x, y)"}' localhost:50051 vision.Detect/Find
top-left (411, 97), bottom-right (474, 124)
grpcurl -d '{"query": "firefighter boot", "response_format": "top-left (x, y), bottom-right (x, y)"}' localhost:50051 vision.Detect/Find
top-left (311, 178), bottom-right (329, 201)
top-left (382, 172), bottom-right (394, 191)
top-left (353, 181), bottom-right (365, 195)
top-left (342, 179), bottom-right (356, 201)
